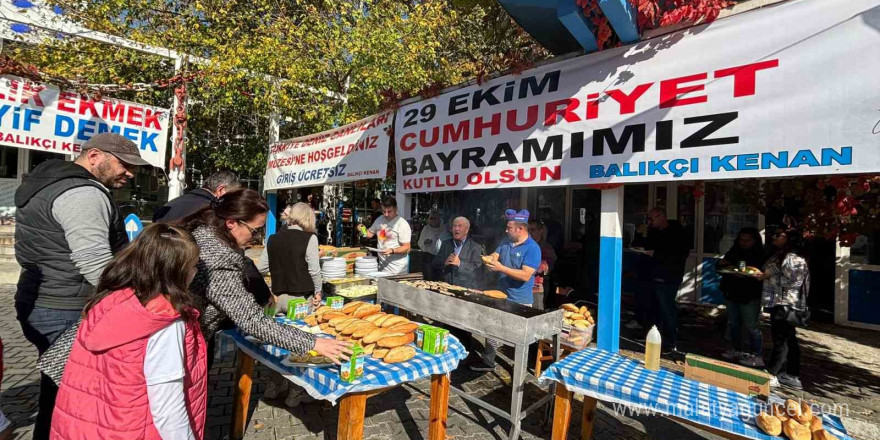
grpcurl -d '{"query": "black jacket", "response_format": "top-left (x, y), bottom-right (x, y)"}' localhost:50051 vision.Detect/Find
top-left (152, 188), bottom-right (214, 223)
top-left (14, 160), bottom-right (127, 310)
top-left (266, 228), bottom-right (315, 295)
top-left (720, 246), bottom-right (766, 304)
top-left (639, 220), bottom-right (690, 284)
top-left (431, 237), bottom-right (484, 289)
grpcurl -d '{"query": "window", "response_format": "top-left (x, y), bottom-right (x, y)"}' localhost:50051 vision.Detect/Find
top-left (30, 150), bottom-right (61, 173)
top-left (622, 184), bottom-right (649, 248)
top-left (703, 182), bottom-right (761, 254)
top-left (0, 146), bottom-right (18, 179)
top-left (678, 185), bottom-right (697, 251)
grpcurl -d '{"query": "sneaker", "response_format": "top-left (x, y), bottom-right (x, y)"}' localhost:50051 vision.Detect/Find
top-left (739, 354), bottom-right (765, 368)
top-left (469, 359), bottom-right (497, 372)
top-left (721, 349), bottom-right (743, 361)
top-left (778, 373), bottom-right (803, 390)
top-left (625, 320), bottom-right (643, 330)
top-left (769, 375), bottom-right (780, 387)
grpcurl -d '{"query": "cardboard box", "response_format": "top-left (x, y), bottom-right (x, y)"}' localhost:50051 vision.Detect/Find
top-left (339, 345), bottom-right (364, 383)
top-left (684, 354), bottom-right (771, 396)
top-left (286, 298), bottom-right (309, 320)
top-left (416, 325), bottom-right (448, 355)
top-left (325, 296), bottom-right (344, 310)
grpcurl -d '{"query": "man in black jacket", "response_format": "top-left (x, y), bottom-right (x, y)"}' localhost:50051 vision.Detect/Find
top-left (152, 170), bottom-right (240, 223)
top-left (637, 207), bottom-right (690, 354)
top-left (432, 217), bottom-right (484, 289)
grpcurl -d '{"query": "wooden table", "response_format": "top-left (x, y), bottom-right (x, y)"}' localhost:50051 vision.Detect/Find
top-left (231, 350), bottom-right (452, 440)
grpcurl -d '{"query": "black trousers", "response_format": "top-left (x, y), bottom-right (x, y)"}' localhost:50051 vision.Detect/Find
top-left (768, 306), bottom-right (801, 377)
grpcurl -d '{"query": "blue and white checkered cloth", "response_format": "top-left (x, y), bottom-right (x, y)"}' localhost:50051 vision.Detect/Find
top-left (538, 348), bottom-right (854, 440)
top-left (224, 317), bottom-right (467, 405)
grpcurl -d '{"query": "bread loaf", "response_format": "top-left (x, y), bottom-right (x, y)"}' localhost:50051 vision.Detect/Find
top-left (314, 306), bottom-right (332, 316)
top-left (772, 403), bottom-right (790, 422)
top-left (361, 343), bottom-right (376, 355)
top-left (389, 322), bottom-right (419, 334)
top-left (569, 313), bottom-right (586, 321)
top-left (573, 320), bottom-right (591, 329)
top-left (328, 316), bottom-right (351, 327)
top-left (354, 304), bottom-right (382, 319)
top-left (334, 318), bottom-right (360, 331)
top-left (303, 316), bottom-right (318, 327)
top-left (561, 304), bottom-right (579, 313)
top-left (811, 429), bottom-right (838, 440)
top-left (342, 301), bottom-right (365, 314)
top-left (377, 332), bottom-right (415, 348)
top-left (797, 401), bottom-right (813, 424)
top-left (380, 316), bottom-right (409, 328)
top-left (579, 306), bottom-right (590, 316)
top-left (783, 419), bottom-right (811, 440)
top-left (373, 314), bottom-right (394, 327)
top-left (756, 412), bottom-right (783, 436)
top-left (483, 290), bottom-right (507, 299)
top-left (352, 324), bottom-right (378, 339)
top-left (809, 417), bottom-right (823, 433)
top-left (322, 312), bottom-right (347, 323)
top-left (383, 346), bottom-right (416, 364)
top-left (362, 328), bottom-right (390, 345)
top-left (372, 348), bottom-right (389, 360)
top-left (785, 400), bottom-right (803, 421)
top-left (365, 313), bottom-right (387, 324)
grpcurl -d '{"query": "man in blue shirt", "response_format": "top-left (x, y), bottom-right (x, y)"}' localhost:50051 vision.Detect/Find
top-left (471, 209), bottom-right (541, 371)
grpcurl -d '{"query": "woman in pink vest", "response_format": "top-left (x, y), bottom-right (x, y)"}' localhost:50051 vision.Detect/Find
top-left (51, 224), bottom-right (208, 440)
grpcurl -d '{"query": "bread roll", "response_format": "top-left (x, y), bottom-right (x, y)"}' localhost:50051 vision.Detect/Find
top-left (772, 403), bottom-right (790, 422)
top-left (342, 301), bottom-right (365, 314)
top-left (380, 316), bottom-right (409, 328)
top-left (483, 290), bottom-right (507, 299)
top-left (373, 314), bottom-right (394, 327)
top-left (362, 328), bottom-right (390, 345)
top-left (569, 313), bottom-right (586, 321)
top-left (786, 400), bottom-right (803, 421)
top-left (377, 332), bottom-right (415, 348)
top-left (319, 323), bottom-right (334, 334)
top-left (563, 311), bottom-right (574, 319)
top-left (573, 320), bottom-right (592, 329)
top-left (383, 346), bottom-right (416, 364)
top-left (322, 312), bottom-right (347, 323)
top-left (335, 319), bottom-right (363, 332)
top-left (756, 412), bottom-right (782, 436)
top-left (372, 348), bottom-right (389, 359)
top-left (579, 306), bottom-right (590, 316)
top-left (809, 417), bottom-right (823, 433)
top-left (354, 304), bottom-right (382, 319)
top-left (797, 401), bottom-right (813, 424)
top-left (783, 418), bottom-right (811, 440)
top-left (812, 429), bottom-right (838, 440)
top-left (481, 255), bottom-right (496, 264)
top-left (563, 318), bottom-right (573, 326)
top-left (362, 343), bottom-right (376, 355)
top-left (328, 316), bottom-right (351, 327)
top-left (314, 306), bottom-right (332, 316)
top-left (352, 324), bottom-right (378, 339)
top-left (303, 316), bottom-right (318, 327)
top-left (365, 313), bottom-right (387, 324)
top-left (389, 322), bottom-right (419, 334)
top-left (561, 304), bottom-right (579, 313)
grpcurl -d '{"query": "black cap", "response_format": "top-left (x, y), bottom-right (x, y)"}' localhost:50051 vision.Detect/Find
top-left (82, 133), bottom-right (151, 167)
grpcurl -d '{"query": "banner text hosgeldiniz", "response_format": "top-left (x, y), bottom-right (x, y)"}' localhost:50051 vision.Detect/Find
top-left (0, 75), bottom-right (170, 168)
top-left (264, 112), bottom-right (392, 191)
top-left (393, 0), bottom-right (880, 193)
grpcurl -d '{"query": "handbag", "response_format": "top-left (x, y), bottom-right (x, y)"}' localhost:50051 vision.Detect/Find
top-left (784, 277), bottom-right (811, 327)
top-left (37, 319), bottom-right (81, 385)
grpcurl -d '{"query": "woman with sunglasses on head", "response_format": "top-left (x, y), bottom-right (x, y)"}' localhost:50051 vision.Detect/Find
top-left (182, 189), bottom-right (351, 366)
top-left (751, 226), bottom-right (809, 390)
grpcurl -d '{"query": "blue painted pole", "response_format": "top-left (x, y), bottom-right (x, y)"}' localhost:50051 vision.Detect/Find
top-left (598, 186), bottom-right (624, 353)
top-left (558, 0), bottom-right (599, 52)
top-left (266, 192), bottom-right (278, 243)
top-left (598, 0), bottom-right (640, 44)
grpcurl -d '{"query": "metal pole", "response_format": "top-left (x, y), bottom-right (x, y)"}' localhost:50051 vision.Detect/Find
top-left (265, 112), bottom-right (281, 241)
top-left (598, 186), bottom-right (624, 353)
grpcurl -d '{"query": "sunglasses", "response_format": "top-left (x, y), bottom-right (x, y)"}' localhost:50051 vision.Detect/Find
top-left (238, 220), bottom-right (264, 236)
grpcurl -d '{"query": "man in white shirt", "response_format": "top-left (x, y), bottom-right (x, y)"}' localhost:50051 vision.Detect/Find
top-left (359, 197), bottom-right (412, 275)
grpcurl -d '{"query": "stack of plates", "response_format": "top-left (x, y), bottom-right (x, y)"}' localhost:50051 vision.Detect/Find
top-left (321, 257), bottom-right (347, 279)
top-left (354, 257), bottom-right (378, 275)
top-left (365, 271), bottom-right (392, 279)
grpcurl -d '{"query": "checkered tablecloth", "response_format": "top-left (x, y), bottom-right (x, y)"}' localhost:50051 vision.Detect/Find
top-left (224, 317), bottom-right (467, 405)
top-left (538, 348), bottom-right (854, 440)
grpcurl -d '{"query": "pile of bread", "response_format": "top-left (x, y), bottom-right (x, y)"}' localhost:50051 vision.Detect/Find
top-left (756, 399), bottom-right (838, 440)
top-left (308, 301), bottom-right (418, 364)
top-left (561, 303), bottom-right (595, 328)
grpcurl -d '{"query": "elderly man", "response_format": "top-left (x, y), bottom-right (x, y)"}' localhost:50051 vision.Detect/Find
top-left (432, 217), bottom-right (483, 289)
top-left (152, 170), bottom-right (240, 223)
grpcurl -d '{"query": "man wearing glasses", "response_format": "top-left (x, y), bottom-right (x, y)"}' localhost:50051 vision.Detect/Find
top-left (14, 133), bottom-right (150, 440)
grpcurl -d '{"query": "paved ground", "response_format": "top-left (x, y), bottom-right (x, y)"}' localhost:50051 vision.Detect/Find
top-left (1, 282), bottom-right (877, 440)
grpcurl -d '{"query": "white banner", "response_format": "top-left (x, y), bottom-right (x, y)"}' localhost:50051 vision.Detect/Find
top-left (0, 75), bottom-right (169, 168)
top-left (264, 112), bottom-right (392, 191)
top-left (395, 0), bottom-right (880, 193)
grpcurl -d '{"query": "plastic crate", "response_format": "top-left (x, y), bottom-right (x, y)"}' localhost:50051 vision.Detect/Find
top-left (560, 323), bottom-right (594, 351)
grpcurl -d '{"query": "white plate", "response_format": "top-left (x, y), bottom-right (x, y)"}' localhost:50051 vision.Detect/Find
top-left (365, 271), bottom-right (392, 278)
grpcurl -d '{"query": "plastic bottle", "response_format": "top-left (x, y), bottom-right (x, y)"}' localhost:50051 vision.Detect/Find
top-left (644, 325), bottom-right (662, 371)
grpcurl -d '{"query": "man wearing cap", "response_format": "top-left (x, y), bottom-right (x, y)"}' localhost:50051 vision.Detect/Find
top-left (14, 133), bottom-right (148, 440)
top-left (472, 209), bottom-right (542, 372)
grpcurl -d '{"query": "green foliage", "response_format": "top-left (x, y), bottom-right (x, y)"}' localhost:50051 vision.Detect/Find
top-left (9, 0), bottom-right (548, 179)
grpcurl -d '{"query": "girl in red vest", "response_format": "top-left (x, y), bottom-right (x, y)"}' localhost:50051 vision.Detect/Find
top-left (51, 224), bottom-right (208, 440)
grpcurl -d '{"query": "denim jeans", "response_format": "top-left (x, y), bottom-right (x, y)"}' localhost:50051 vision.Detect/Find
top-left (726, 299), bottom-right (763, 356)
top-left (654, 283), bottom-right (679, 351)
top-left (16, 303), bottom-right (82, 440)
